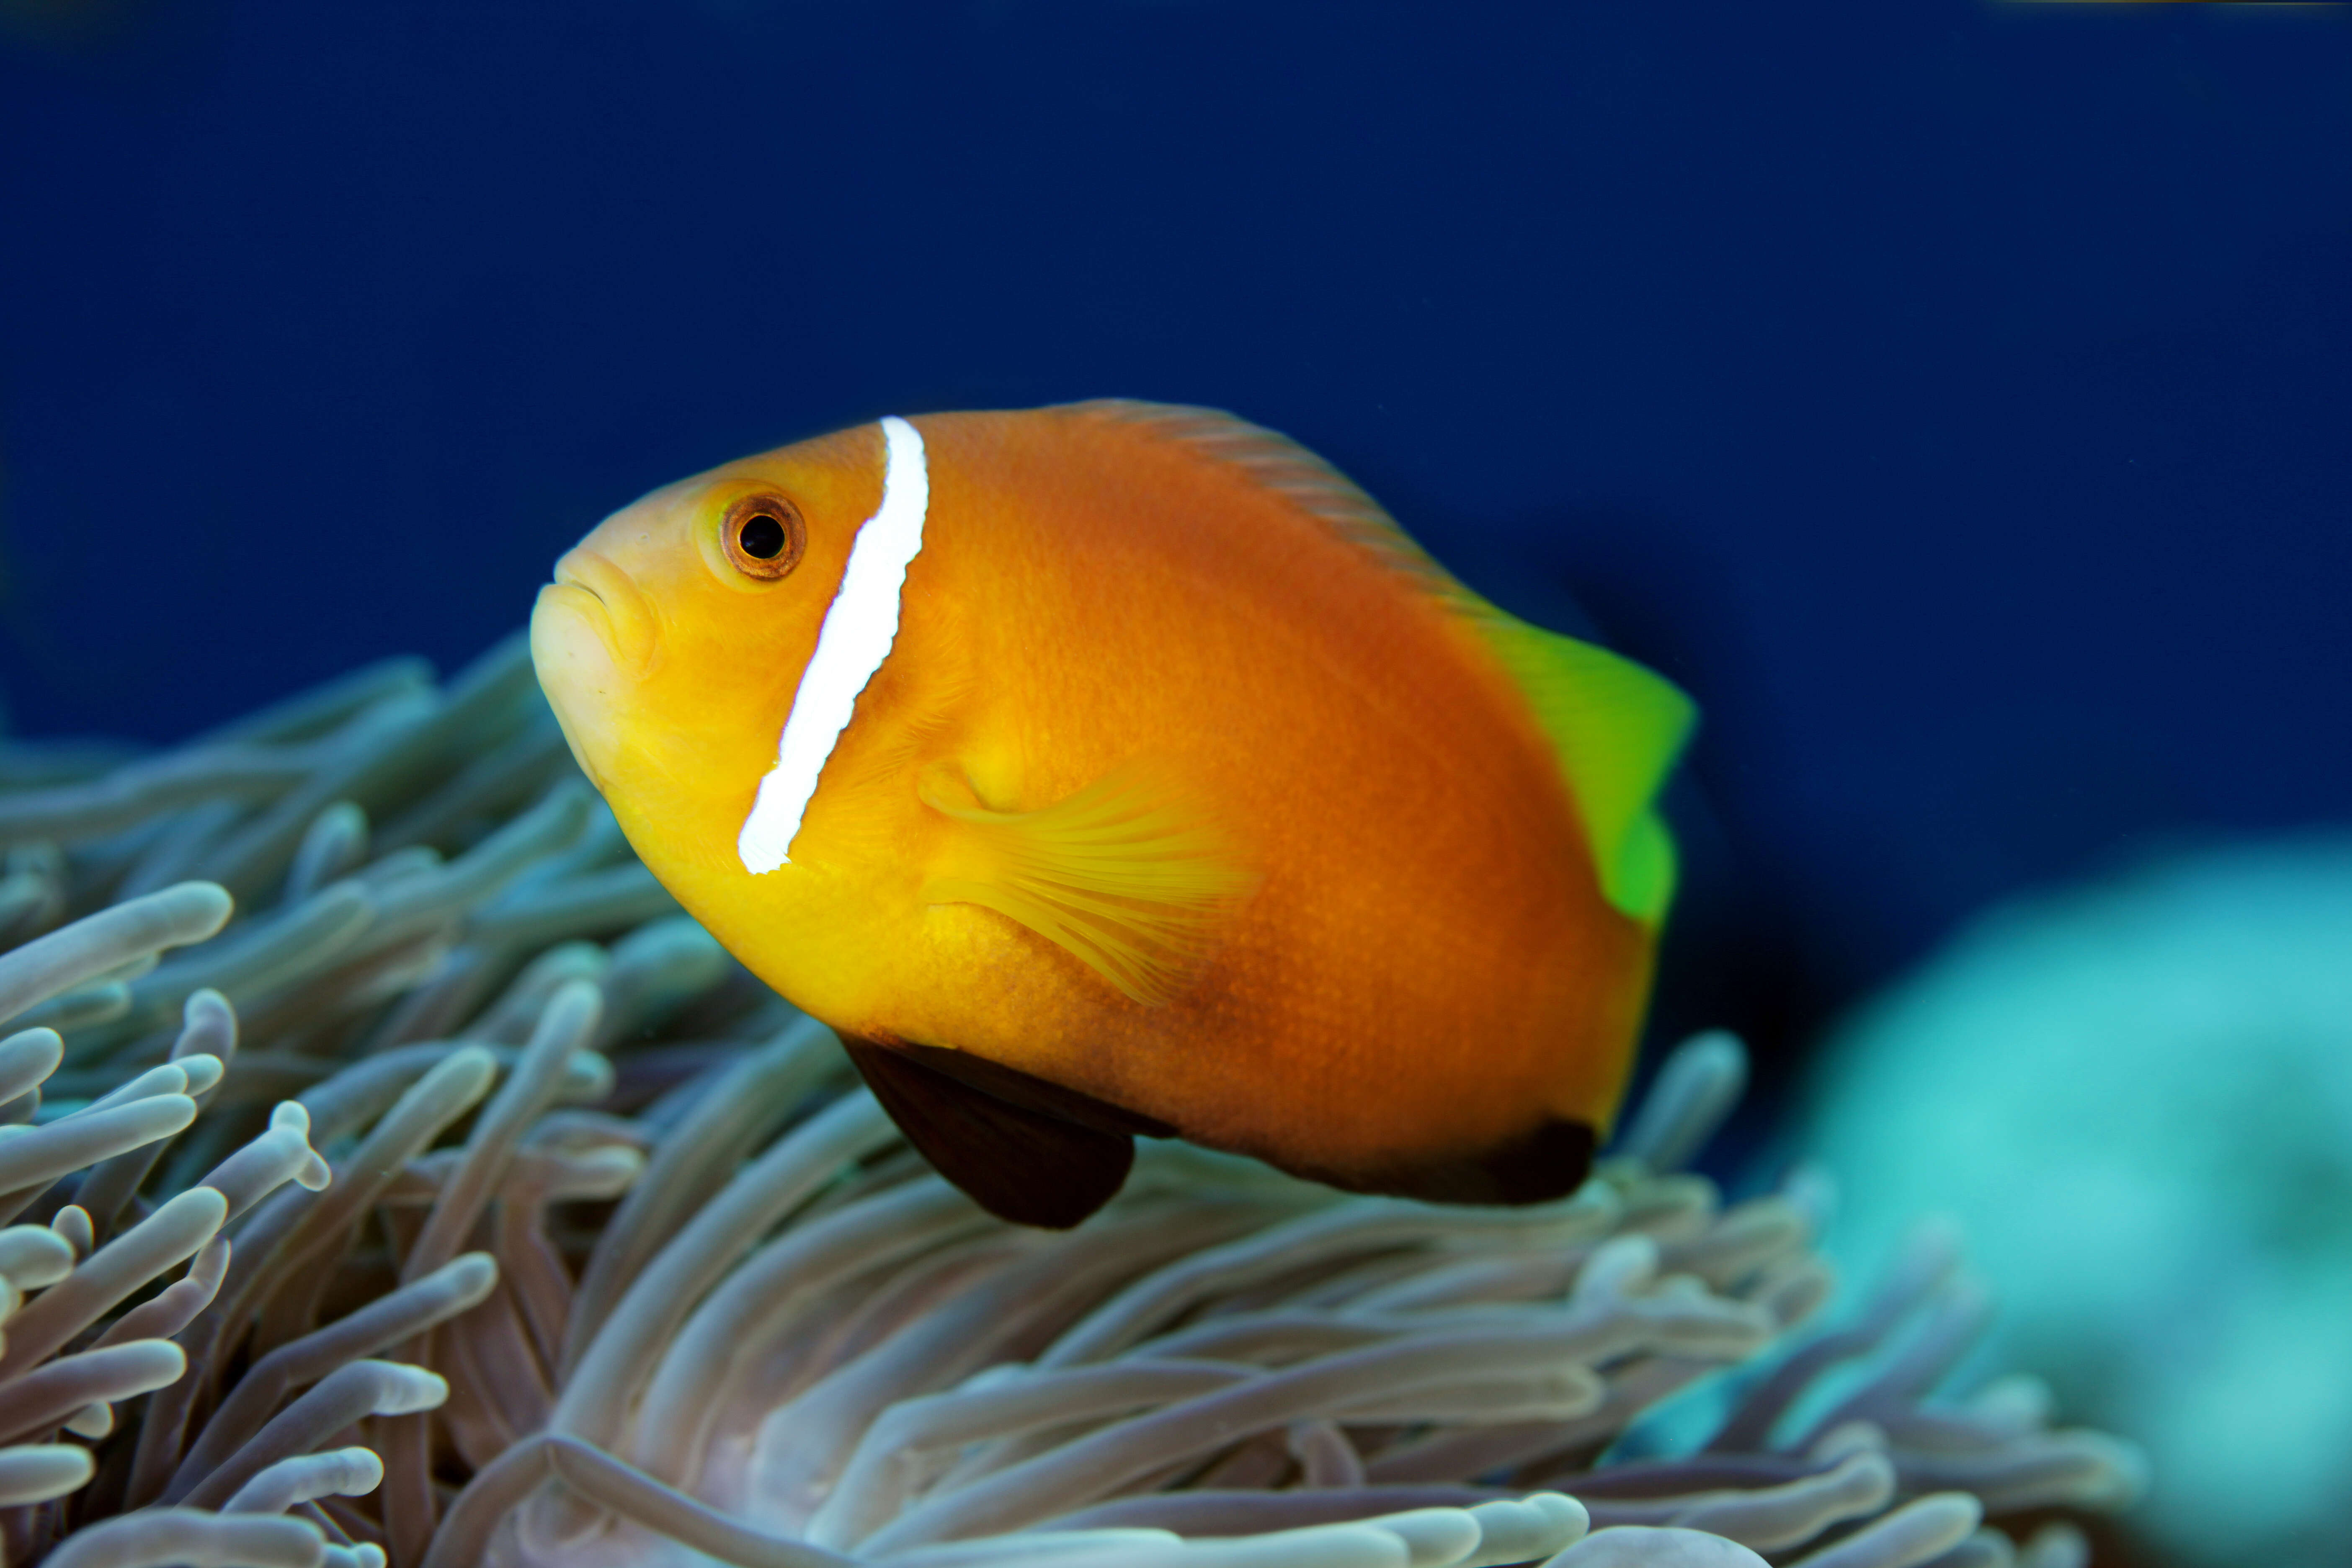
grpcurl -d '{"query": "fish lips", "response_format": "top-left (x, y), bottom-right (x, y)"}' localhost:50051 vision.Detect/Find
top-left (531, 548), bottom-right (659, 789)
top-left (549, 548), bottom-right (660, 670)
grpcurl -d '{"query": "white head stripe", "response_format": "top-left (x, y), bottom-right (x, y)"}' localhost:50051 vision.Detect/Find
top-left (737, 415), bottom-right (929, 873)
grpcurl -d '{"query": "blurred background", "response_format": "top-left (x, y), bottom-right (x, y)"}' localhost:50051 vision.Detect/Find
top-left (2, 4), bottom-right (2349, 1559)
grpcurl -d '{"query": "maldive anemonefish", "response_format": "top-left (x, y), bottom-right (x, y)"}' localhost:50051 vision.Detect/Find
top-left (530, 402), bottom-right (1694, 1227)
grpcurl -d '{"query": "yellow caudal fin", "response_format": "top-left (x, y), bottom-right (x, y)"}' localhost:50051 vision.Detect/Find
top-left (1471, 613), bottom-right (1696, 924)
top-left (919, 766), bottom-right (1255, 1005)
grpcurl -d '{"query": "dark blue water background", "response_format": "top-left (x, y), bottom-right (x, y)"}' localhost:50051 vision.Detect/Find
top-left (4, 0), bottom-right (2348, 1141)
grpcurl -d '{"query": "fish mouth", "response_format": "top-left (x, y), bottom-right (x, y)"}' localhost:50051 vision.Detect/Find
top-left (531, 548), bottom-right (657, 792)
top-left (548, 548), bottom-right (658, 673)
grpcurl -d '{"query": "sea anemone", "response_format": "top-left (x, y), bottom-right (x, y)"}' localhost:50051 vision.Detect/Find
top-left (2, 640), bottom-right (2140, 1567)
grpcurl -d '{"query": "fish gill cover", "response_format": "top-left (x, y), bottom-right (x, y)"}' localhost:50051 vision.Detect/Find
top-left (0, 644), bottom-right (2138, 1567)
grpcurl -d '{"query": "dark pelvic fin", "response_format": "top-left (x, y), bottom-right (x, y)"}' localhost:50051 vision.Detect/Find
top-left (892, 1040), bottom-right (1178, 1139)
top-left (842, 1039), bottom-right (1146, 1229)
top-left (1346, 1118), bottom-right (1598, 1207)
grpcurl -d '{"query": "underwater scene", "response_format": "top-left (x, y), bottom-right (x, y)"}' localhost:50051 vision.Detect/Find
top-left (1, 3), bottom-right (2347, 1566)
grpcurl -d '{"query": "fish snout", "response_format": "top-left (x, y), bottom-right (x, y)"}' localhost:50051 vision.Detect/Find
top-left (546, 548), bottom-right (660, 673)
top-left (531, 548), bottom-right (659, 791)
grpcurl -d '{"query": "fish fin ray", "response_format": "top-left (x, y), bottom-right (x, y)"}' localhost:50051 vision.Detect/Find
top-left (921, 766), bottom-right (1253, 1006)
top-left (843, 1037), bottom-right (1133, 1228)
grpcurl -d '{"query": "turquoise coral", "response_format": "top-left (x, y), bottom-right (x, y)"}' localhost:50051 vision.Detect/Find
top-left (1790, 835), bottom-right (2352, 1568)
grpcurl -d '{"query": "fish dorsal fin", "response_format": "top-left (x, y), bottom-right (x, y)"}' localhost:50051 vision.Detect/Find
top-left (1058, 400), bottom-right (1458, 598)
top-left (1473, 612), bottom-right (1695, 923)
top-left (1061, 399), bottom-right (1695, 925)
top-left (919, 764), bottom-right (1254, 1006)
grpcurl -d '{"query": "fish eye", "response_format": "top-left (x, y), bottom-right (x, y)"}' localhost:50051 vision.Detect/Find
top-left (722, 495), bottom-right (806, 581)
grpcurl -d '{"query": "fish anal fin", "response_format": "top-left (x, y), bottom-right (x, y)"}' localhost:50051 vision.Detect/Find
top-left (1340, 1118), bottom-right (1599, 1207)
top-left (843, 1038), bottom-right (1134, 1229)
top-left (919, 764), bottom-right (1253, 1006)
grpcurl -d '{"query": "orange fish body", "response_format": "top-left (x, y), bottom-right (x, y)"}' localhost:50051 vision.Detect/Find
top-left (531, 402), bottom-right (1692, 1225)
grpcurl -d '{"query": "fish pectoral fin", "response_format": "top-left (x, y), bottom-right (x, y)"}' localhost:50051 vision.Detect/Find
top-left (918, 764), bottom-right (1253, 1006)
top-left (843, 1037), bottom-right (1140, 1229)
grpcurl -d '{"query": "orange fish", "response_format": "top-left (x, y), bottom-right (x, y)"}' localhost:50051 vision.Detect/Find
top-left (531, 402), bottom-right (1694, 1226)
